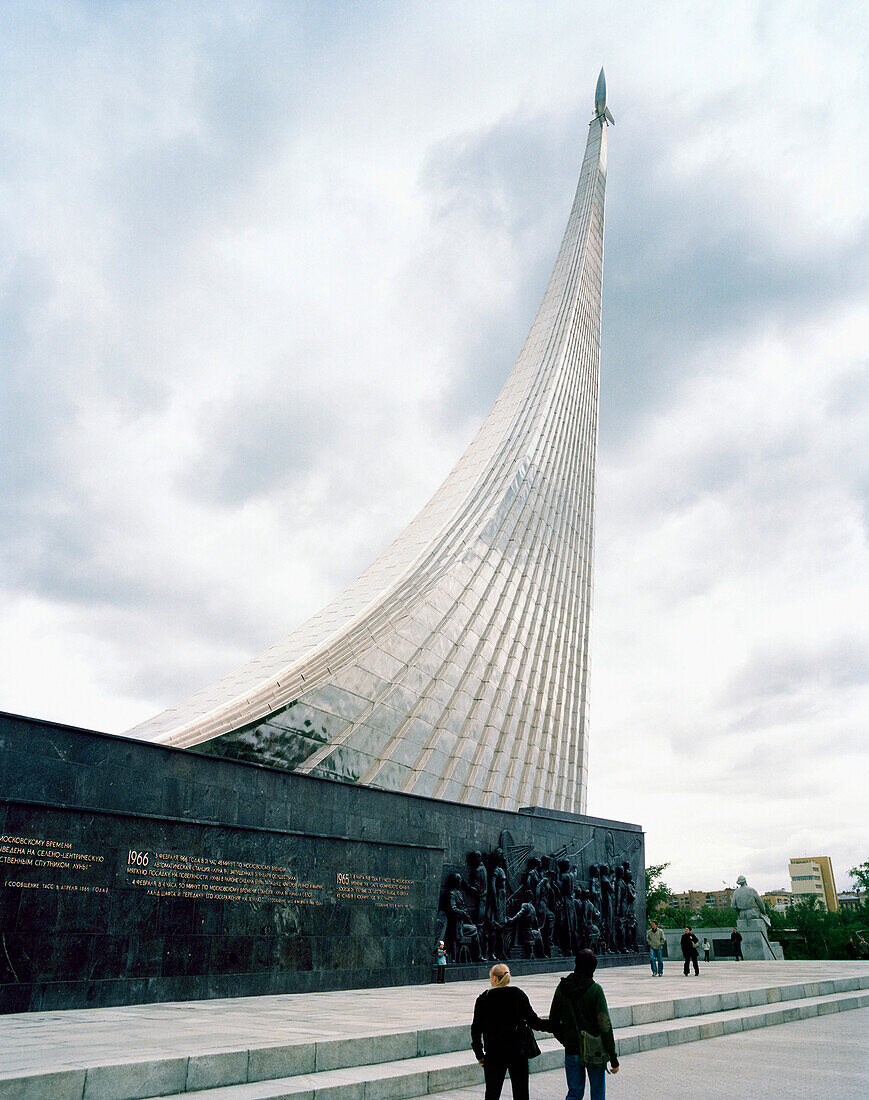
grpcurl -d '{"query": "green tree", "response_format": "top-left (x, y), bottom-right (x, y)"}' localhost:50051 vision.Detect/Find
top-left (655, 906), bottom-right (687, 929)
top-left (645, 862), bottom-right (672, 919)
top-left (848, 860), bottom-right (869, 895)
top-left (696, 906), bottom-right (738, 928)
top-left (788, 896), bottom-right (838, 958)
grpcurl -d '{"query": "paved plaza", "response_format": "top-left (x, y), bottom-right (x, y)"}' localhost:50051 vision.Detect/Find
top-left (436, 1007), bottom-right (869, 1100)
top-left (1, 960), bottom-right (868, 1089)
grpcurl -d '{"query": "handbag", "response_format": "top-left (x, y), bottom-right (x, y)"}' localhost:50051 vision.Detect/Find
top-left (516, 1020), bottom-right (541, 1059)
top-left (580, 1029), bottom-right (607, 1067)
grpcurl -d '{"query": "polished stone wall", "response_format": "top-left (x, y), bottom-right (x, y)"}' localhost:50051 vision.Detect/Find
top-left (0, 712), bottom-right (644, 1013)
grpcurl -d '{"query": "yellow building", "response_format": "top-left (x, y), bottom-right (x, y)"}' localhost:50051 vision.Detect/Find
top-left (788, 856), bottom-right (838, 911)
top-left (761, 891), bottom-right (793, 911)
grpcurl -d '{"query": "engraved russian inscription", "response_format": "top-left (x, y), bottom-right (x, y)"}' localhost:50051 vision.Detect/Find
top-left (124, 850), bottom-right (324, 904)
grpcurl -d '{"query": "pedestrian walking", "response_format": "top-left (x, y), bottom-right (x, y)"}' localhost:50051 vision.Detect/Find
top-left (549, 949), bottom-right (620, 1100)
top-left (681, 927), bottom-right (699, 976)
top-left (471, 964), bottom-right (549, 1100)
top-left (436, 940), bottom-right (447, 982)
top-left (730, 928), bottom-right (743, 961)
top-left (702, 937), bottom-right (711, 962)
top-left (647, 919), bottom-right (665, 976)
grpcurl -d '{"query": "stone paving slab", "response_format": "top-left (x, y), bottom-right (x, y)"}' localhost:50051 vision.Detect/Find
top-left (139, 995), bottom-right (869, 1100)
top-left (1, 961), bottom-right (867, 1079)
top-left (425, 1006), bottom-right (869, 1100)
top-left (2, 984), bottom-right (868, 1100)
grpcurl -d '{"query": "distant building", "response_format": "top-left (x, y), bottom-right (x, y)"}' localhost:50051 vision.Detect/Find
top-left (667, 887), bottom-right (734, 912)
top-left (788, 856), bottom-right (838, 911)
top-left (762, 890), bottom-right (794, 912)
top-left (837, 892), bottom-right (862, 912)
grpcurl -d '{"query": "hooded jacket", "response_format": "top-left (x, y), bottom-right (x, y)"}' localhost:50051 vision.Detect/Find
top-left (548, 973), bottom-right (618, 1067)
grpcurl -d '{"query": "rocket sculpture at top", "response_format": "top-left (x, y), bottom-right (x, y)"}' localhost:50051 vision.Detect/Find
top-left (594, 67), bottom-right (615, 126)
top-left (129, 71), bottom-right (614, 816)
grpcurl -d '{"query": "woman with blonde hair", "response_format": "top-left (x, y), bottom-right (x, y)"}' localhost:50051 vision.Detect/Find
top-left (471, 964), bottom-right (549, 1100)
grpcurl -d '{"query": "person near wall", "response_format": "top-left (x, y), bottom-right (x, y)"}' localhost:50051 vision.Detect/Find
top-left (730, 928), bottom-right (743, 961)
top-left (702, 937), bottom-right (711, 962)
top-left (471, 964), bottom-right (549, 1100)
top-left (436, 940), bottom-right (447, 982)
top-left (681, 927), bottom-right (699, 976)
top-left (549, 949), bottom-right (620, 1100)
top-left (647, 919), bottom-right (666, 976)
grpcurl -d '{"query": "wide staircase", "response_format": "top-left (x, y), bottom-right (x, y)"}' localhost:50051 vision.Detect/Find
top-left (3, 973), bottom-right (867, 1100)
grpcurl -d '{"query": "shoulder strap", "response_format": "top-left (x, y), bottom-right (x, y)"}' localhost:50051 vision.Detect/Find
top-left (561, 982), bottom-right (598, 1033)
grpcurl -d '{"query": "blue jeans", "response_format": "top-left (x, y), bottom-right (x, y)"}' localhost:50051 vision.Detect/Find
top-left (649, 947), bottom-right (663, 974)
top-left (565, 1054), bottom-right (606, 1100)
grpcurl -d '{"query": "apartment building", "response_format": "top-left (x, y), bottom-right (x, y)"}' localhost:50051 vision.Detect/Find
top-left (788, 856), bottom-right (838, 911)
top-left (667, 887), bottom-right (734, 911)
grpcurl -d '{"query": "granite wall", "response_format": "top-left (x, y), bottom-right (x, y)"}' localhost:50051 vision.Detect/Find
top-left (0, 712), bottom-right (644, 1012)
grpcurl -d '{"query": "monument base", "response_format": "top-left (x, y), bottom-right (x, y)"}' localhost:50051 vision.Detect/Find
top-left (737, 917), bottom-right (784, 960)
top-left (0, 712), bottom-right (645, 1013)
top-left (663, 924), bottom-right (783, 962)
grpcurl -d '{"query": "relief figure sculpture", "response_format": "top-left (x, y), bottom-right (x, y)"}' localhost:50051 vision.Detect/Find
top-left (487, 853), bottom-right (510, 959)
top-left (442, 871), bottom-right (481, 963)
top-left (613, 864), bottom-right (626, 953)
top-left (465, 850), bottom-right (489, 957)
top-left (535, 855), bottom-right (556, 957)
top-left (623, 867), bottom-right (639, 952)
top-left (556, 859), bottom-right (577, 955)
top-left (599, 863), bottom-right (614, 952)
top-left (588, 865), bottom-right (603, 951)
top-left (505, 901), bottom-right (544, 958)
top-left (436, 833), bottom-right (643, 964)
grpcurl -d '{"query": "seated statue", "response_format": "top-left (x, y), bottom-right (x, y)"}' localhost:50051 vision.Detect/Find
top-left (506, 901), bottom-right (545, 959)
top-left (732, 874), bottom-right (770, 928)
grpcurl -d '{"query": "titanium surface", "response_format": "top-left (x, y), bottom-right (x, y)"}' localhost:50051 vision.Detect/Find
top-left (128, 74), bottom-right (612, 814)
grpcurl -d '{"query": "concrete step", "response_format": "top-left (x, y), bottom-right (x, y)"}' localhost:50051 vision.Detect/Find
top-left (615, 989), bottom-right (869, 1054)
top-left (2, 976), bottom-right (868, 1100)
top-left (140, 990), bottom-right (869, 1100)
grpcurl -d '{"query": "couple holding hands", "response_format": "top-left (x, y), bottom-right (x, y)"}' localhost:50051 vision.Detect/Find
top-left (471, 949), bottom-right (619, 1100)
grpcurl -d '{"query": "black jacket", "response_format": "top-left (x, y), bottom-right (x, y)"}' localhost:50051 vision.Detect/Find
top-left (548, 974), bottom-right (618, 1067)
top-left (680, 932), bottom-right (699, 958)
top-left (471, 985), bottom-right (547, 1061)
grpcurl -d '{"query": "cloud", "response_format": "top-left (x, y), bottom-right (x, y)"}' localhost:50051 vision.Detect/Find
top-left (724, 637), bottom-right (869, 709)
top-left (0, 0), bottom-right (867, 894)
top-left (412, 108), bottom-right (582, 434)
top-left (600, 115), bottom-right (869, 444)
top-left (180, 381), bottom-right (337, 505)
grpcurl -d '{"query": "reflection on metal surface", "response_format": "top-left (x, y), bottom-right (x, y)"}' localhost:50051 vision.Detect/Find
top-left (129, 73), bottom-right (613, 814)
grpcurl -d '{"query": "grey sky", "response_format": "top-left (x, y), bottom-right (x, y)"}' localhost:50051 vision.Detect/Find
top-left (1, 1), bottom-right (867, 894)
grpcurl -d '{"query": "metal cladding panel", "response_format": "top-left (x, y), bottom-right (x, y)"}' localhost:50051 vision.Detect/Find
top-left (128, 101), bottom-right (611, 816)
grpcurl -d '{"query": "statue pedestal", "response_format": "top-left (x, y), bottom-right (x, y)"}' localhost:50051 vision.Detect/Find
top-left (737, 917), bottom-right (784, 960)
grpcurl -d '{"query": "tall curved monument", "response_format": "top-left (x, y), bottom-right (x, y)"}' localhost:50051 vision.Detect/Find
top-left (129, 72), bottom-right (615, 816)
top-left (1, 73), bottom-right (646, 1016)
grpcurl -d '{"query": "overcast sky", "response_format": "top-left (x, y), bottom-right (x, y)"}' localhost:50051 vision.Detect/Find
top-left (2, 1), bottom-right (867, 896)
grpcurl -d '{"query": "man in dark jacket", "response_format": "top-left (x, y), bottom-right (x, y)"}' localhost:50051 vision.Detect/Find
top-left (681, 927), bottom-right (699, 975)
top-left (548, 950), bottom-right (619, 1100)
top-left (730, 928), bottom-right (743, 961)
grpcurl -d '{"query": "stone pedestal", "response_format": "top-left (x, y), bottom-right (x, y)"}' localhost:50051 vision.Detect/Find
top-left (737, 917), bottom-right (784, 960)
